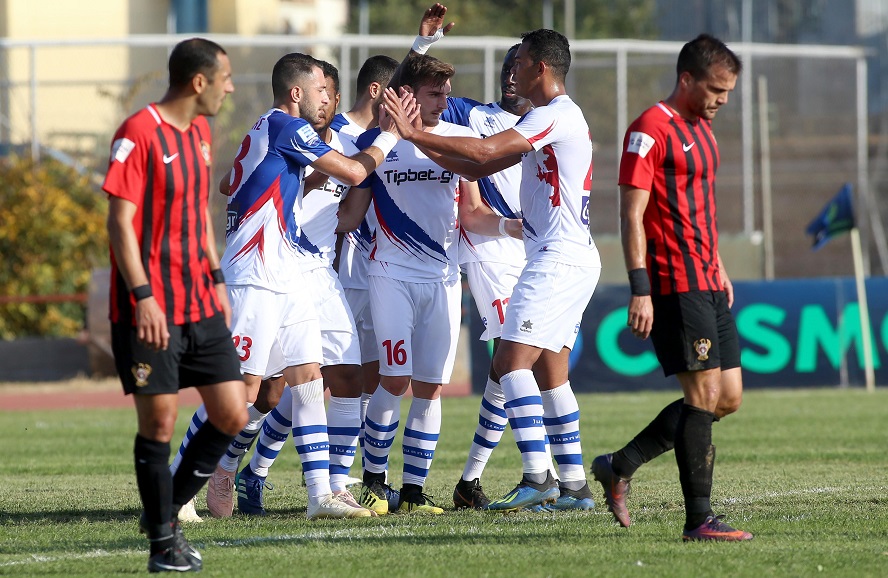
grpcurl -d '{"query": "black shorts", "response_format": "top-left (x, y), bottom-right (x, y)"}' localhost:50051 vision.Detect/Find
top-left (649, 290), bottom-right (741, 377)
top-left (112, 314), bottom-right (243, 395)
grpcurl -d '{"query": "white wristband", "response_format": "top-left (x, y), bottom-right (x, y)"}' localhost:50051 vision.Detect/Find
top-left (498, 217), bottom-right (508, 237)
top-left (370, 131), bottom-right (398, 158)
top-left (411, 30), bottom-right (444, 55)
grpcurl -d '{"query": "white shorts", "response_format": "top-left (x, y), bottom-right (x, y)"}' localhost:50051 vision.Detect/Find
top-left (228, 284), bottom-right (322, 377)
top-left (368, 275), bottom-right (461, 383)
top-left (502, 260), bottom-right (600, 353)
top-left (343, 287), bottom-right (379, 364)
top-left (304, 266), bottom-right (362, 367)
top-left (464, 260), bottom-right (522, 341)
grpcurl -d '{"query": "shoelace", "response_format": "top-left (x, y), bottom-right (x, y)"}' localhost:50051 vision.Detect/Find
top-left (406, 491), bottom-right (438, 506)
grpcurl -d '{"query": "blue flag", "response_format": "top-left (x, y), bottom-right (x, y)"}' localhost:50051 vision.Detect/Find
top-left (806, 183), bottom-right (855, 250)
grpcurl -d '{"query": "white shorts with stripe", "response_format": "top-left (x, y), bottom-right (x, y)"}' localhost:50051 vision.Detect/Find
top-left (368, 275), bottom-right (461, 384)
top-left (464, 260), bottom-right (522, 342)
top-left (303, 265), bottom-right (362, 367)
top-left (501, 259), bottom-right (600, 353)
top-left (227, 284), bottom-right (322, 378)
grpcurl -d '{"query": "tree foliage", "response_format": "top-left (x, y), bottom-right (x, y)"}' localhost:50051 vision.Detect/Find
top-left (346, 0), bottom-right (657, 40)
top-left (0, 156), bottom-right (108, 339)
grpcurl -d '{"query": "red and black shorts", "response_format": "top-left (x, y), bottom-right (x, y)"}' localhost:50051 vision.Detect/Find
top-left (649, 290), bottom-right (741, 377)
top-left (111, 313), bottom-right (243, 395)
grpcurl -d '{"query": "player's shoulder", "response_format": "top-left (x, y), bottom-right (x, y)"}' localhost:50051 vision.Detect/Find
top-left (354, 126), bottom-right (381, 149)
top-left (631, 102), bottom-right (674, 131)
top-left (116, 105), bottom-right (162, 138)
top-left (434, 120), bottom-right (477, 138)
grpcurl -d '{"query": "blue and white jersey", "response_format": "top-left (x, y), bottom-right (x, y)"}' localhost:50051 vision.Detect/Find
top-left (512, 96), bottom-right (600, 267)
top-left (331, 112), bottom-right (376, 290)
top-left (355, 121), bottom-right (477, 283)
top-left (221, 108), bottom-right (333, 291)
top-left (442, 97), bottom-right (525, 266)
top-left (297, 128), bottom-right (349, 272)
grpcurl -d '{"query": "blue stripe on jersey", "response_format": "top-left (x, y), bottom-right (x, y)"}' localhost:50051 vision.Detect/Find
top-left (297, 230), bottom-right (321, 255)
top-left (442, 96), bottom-right (483, 126)
top-left (372, 178), bottom-right (448, 263)
top-left (478, 177), bottom-right (520, 219)
top-left (330, 113), bottom-right (349, 132)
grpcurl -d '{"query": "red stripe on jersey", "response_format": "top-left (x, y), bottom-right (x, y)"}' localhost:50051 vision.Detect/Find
top-left (536, 144), bottom-right (561, 207)
top-left (526, 120), bottom-right (556, 145)
top-left (103, 105), bottom-right (221, 325)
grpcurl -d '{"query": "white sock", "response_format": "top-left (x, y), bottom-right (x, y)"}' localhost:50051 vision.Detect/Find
top-left (362, 386), bottom-right (403, 476)
top-left (540, 381), bottom-right (585, 484)
top-left (461, 377), bottom-right (508, 481)
top-left (247, 387), bottom-right (292, 478)
top-left (500, 369), bottom-right (548, 475)
top-left (219, 403), bottom-right (266, 472)
top-left (327, 396), bottom-right (361, 492)
top-left (290, 379), bottom-right (331, 501)
top-left (402, 397), bottom-right (441, 487)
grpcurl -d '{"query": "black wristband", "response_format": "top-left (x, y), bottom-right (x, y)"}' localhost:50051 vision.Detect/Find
top-left (131, 284), bottom-right (153, 301)
top-left (210, 268), bottom-right (225, 284)
top-left (628, 268), bottom-right (651, 296)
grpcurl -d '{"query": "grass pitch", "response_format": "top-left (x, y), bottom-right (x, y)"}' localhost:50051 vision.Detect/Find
top-left (1, 388), bottom-right (887, 577)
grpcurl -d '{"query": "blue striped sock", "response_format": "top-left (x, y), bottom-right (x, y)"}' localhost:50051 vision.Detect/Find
top-left (248, 387), bottom-right (292, 478)
top-left (461, 377), bottom-right (507, 481)
top-left (290, 379), bottom-right (331, 500)
top-left (219, 404), bottom-right (266, 472)
top-left (169, 404), bottom-right (207, 475)
top-left (363, 387), bottom-right (402, 476)
top-left (500, 369), bottom-right (548, 475)
top-left (402, 397), bottom-right (441, 487)
top-left (327, 396), bottom-right (361, 492)
top-left (541, 381), bottom-right (585, 484)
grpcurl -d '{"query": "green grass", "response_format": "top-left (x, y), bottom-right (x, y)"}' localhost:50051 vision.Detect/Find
top-left (2, 389), bottom-right (888, 577)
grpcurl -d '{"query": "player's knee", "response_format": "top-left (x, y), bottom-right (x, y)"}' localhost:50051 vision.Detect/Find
top-left (715, 392), bottom-right (742, 419)
top-left (138, 414), bottom-right (177, 442)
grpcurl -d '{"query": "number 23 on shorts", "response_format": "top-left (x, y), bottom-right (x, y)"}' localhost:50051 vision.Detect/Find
top-left (232, 334), bottom-right (252, 361)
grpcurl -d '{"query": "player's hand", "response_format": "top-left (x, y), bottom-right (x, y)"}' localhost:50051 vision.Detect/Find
top-left (215, 283), bottom-right (233, 328)
top-left (419, 3), bottom-right (455, 37)
top-left (382, 87), bottom-right (420, 139)
top-left (504, 218), bottom-right (523, 240)
top-left (722, 272), bottom-right (734, 308)
top-left (627, 295), bottom-right (653, 340)
top-left (136, 297), bottom-right (170, 351)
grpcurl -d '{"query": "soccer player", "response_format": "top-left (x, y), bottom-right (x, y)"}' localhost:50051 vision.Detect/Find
top-left (104, 38), bottom-right (246, 573)
top-left (353, 53), bottom-right (521, 516)
top-left (193, 52), bottom-right (410, 521)
top-left (383, 28), bottom-right (600, 512)
top-left (590, 34), bottom-right (752, 542)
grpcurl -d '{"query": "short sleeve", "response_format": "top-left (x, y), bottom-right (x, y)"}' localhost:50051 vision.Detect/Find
top-left (276, 117), bottom-right (333, 168)
top-left (511, 106), bottom-right (560, 151)
top-left (618, 117), bottom-right (662, 192)
top-left (102, 117), bottom-right (149, 205)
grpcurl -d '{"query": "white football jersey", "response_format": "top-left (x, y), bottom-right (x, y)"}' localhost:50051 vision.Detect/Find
top-left (355, 121), bottom-right (477, 283)
top-left (221, 108), bottom-right (332, 291)
top-left (297, 128), bottom-right (349, 272)
top-left (512, 95), bottom-right (600, 267)
top-left (330, 113), bottom-right (375, 290)
top-left (442, 97), bottom-right (525, 267)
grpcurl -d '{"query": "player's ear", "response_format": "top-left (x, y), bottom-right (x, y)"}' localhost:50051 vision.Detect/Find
top-left (192, 72), bottom-right (208, 94)
top-left (368, 82), bottom-right (381, 99)
top-left (290, 85), bottom-right (301, 103)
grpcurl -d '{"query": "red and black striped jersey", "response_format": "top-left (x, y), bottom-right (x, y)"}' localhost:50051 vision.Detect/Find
top-left (618, 101), bottom-right (722, 295)
top-left (103, 104), bottom-right (221, 325)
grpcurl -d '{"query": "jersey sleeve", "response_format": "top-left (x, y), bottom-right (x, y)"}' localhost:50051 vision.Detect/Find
top-left (618, 115), bottom-right (662, 192)
top-left (511, 106), bottom-right (560, 151)
top-left (275, 117), bottom-right (333, 168)
top-left (102, 117), bottom-right (150, 205)
top-left (441, 96), bottom-right (482, 126)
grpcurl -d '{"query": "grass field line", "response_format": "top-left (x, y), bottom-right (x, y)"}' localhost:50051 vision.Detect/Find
top-left (3, 483), bottom-right (883, 569)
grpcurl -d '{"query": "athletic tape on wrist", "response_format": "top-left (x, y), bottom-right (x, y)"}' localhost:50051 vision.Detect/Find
top-left (498, 217), bottom-right (508, 237)
top-left (411, 30), bottom-right (444, 55)
top-left (371, 131), bottom-right (398, 158)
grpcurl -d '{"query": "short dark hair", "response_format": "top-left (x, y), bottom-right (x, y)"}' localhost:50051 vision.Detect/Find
top-left (520, 29), bottom-right (571, 82)
top-left (356, 55), bottom-right (399, 94)
top-left (319, 60), bottom-right (340, 94)
top-left (272, 52), bottom-right (319, 101)
top-left (168, 38), bottom-right (226, 88)
top-left (400, 54), bottom-right (455, 93)
top-left (677, 34), bottom-right (743, 80)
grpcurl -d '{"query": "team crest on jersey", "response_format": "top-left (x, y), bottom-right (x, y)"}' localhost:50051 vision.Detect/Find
top-left (131, 363), bottom-right (152, 387)
top-left (200, 140), bottom-right (212, 165)
top-left (694, 338), bottom-right (712, 361)
top-left (521, 319), bottom-right (533, 333)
